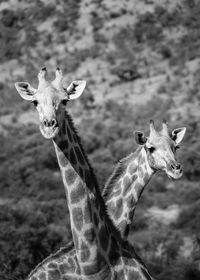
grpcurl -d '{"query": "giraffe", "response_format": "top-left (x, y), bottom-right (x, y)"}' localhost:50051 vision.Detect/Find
top-left (15, 67), bottom-right (154, 280)
top-left (103, 120), bottom-right (186, 238)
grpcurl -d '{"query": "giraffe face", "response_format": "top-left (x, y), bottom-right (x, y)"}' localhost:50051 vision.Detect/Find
top-left (135, 121), bottom-right (186, 179)
top-left (31, 83), bottom-right (64, 139)
top-left (15, 68), bottom-right (86, 139)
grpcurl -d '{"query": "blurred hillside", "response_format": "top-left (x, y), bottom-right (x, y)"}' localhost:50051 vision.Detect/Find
top-left (0, 0), bottom-right (200, 279)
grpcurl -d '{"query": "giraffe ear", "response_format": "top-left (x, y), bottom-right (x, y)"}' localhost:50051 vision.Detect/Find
top-left (171, 127), bottom-right (186, 144)
top-left (15, 82), bottom-right (37, 101)
top-left (66, 80), bottom-right (86, 100)
top-left (134, 131), bottom-right (147, 145)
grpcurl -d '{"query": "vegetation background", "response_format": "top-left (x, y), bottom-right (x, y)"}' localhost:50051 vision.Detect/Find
top-left (0, 0), bottom-right (199, 279)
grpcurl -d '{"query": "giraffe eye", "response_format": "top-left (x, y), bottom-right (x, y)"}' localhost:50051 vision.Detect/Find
top-left (148, 146), bottom-right (155, 153)
top-left (175, 145), bottom-right (180, 150)
top-left (146, 142), bottom-right (155, 153)
top-left (32, 100), bottom-right (38, 107)
top-left (61, 99), bottom-right (68, 106)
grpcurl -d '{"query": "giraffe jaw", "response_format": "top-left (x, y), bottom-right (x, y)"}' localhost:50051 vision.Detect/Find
top-left (40, 125), bottom-right (59, 139)
top-left (165, 168), bottom-right (183, 180)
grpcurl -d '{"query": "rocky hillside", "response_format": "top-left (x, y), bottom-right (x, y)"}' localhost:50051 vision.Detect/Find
top-left (0, 0), bottom-right (200, 279)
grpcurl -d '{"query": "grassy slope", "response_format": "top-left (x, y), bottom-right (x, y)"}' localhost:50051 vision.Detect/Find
top-left (0, 0), bottom-right (200, 279)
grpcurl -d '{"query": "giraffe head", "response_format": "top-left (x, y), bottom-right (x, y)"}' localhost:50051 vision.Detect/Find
top-left (15, 67), bottom-right (86, 139)
top-left (135, 120), bottom-right (186, 179)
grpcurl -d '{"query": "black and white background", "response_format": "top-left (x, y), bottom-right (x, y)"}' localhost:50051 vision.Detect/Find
top-left (0, 0), bottom-right (199, 279)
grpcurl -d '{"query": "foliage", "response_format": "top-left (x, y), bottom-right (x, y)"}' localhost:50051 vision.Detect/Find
top-left (53, 0), bottom-right (81, 33)
top-left (0, 0), bottom-right (200, 279)
top-left (0, 203), bottom-right (66, 280)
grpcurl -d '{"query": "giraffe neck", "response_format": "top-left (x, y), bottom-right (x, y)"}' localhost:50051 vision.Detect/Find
top-left (53, 111), bottom-right (113, 276)
top-left (27, 242), bottom-right (80, 280)
top-left (103, 147), bottom-right (155, 238)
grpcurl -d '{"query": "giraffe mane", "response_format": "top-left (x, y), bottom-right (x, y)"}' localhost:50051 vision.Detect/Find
top-left (65, 112), bottom-right (122, 238)
top-left (103, 147), bottom-right (142, 201)
top-left (27, 241), bottom-right (74, 279)
top-left (65, 111), bottom-right (101, 192)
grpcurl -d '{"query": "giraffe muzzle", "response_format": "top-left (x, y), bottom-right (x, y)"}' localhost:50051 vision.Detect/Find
top-left (40, 118), bottom-right (59, 139)
top-left (43, 118), bottom-right (57, 128)
top-left (166, 161), bottom-right (183, 179)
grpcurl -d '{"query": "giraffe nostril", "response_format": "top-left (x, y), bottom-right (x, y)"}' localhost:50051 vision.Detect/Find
top-left (43, 119), bottom-right (48, 127)
top-left (171, 164), bottom-right (175, 170)
top-left (176, 163), bottom-right (181, 170)
top-left (43, 118), bottom-right (57, 128)
top-left (171, 162), bottom-right (181, 171)
top-left (50, 118), bottom-right (57, 128)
